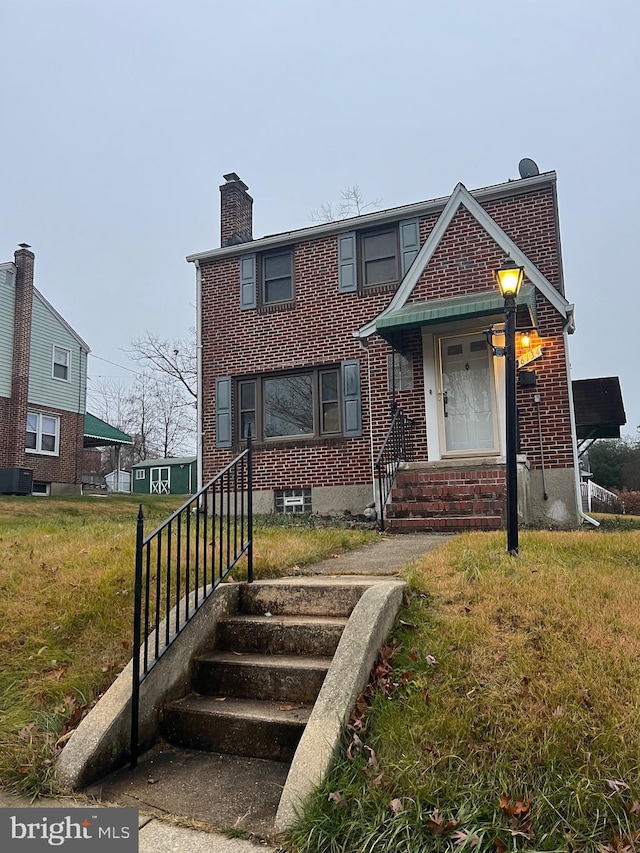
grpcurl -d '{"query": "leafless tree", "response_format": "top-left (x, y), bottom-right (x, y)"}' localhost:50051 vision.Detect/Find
top-left (128, 332), bottom-right (197, 400)
top-left (310, 184), bottom-right (382, 223)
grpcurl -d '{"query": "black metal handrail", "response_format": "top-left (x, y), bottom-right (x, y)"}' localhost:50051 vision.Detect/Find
top-left (130, 435), bottom-right (253, 768)
top-left (374, 405), bottom-right (414, 531)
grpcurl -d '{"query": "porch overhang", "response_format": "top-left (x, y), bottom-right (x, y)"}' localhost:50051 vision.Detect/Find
top-left (375, 285), bottom-right (537, 341)
top-left (83, 413), bottom-right (134, 448)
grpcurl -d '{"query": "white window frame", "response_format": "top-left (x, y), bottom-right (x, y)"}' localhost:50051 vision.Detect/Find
top-left (52, 345), bottom-right (71, 382)
top-left (135, 469), bottom-right (146, 480)
top-left (26, 411), bottom-right (60, 456)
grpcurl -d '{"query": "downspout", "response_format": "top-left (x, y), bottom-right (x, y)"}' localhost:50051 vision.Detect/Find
top-left (195, 260), bottom-right (203, 494)
top-left (358, 337), bottom-right (376, 503)
top-left (563, 326), bottom-right (599, 527)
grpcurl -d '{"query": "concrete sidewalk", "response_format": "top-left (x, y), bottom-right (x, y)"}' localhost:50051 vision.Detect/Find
top-left (0, 531), bottom-right (450, 852)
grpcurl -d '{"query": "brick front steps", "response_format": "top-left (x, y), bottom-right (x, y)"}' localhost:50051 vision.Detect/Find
top-left (385, 460), bottom-right (506, 532)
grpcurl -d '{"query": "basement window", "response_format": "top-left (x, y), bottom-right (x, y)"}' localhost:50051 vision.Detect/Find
top-left (32, 482), bottom-right (50, 496)
top-left (275, 488), bottom-right (312, 514)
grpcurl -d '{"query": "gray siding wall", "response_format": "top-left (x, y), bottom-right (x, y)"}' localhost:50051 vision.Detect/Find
top-left (0, 267), bottom-right (16, 398)
top-left (28, 293), bottom-right (88, 413)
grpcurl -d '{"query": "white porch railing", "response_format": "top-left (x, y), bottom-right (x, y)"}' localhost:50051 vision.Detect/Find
top-left (580, 480), bottom-right (622, 513)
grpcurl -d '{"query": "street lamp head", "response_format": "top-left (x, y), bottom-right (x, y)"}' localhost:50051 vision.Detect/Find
top-left (493, 256), bottom-right (525, 299)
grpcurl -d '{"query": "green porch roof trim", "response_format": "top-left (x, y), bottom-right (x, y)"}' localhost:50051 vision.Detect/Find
top-left (376, 285), bottom-right (536, 335)
top-left (84, 413), bottom-right (134, 446)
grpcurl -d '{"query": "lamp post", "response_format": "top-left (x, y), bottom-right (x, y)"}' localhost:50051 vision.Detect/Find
top-left (493, 257), bottom-right (524, 555)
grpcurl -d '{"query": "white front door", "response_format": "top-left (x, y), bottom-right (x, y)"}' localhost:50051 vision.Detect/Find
top-left (438, 332), bottom-right (498, 455)
top-left (150, 467), bottom-right (170, 494)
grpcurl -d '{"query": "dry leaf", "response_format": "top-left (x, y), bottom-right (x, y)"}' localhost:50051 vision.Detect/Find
top-left (399, 620), bottom-right (416, 629)
top-left (425, 654), bottom-right (438, 666)
top-left (606, 779), bottom-right (630, 794)
top-left (493, 837), bottom-right (507, 853)
top-left (371, 772), bottom-right (384, 787)
top-left (279, 705), bottom-right (297, 711)
top-left (18, 722), bottom-right (37, 741)
top-left (408, 649), bottom-right (418, 661)
top-left (552, 704), bottom-right (564, 718)
top-left (214, 697), bottom-right (227, 702)
top-left (389, 798), bottom-right (403, 814)
top-left (499, 795), bottom-right (531, 816)
top-left (365, 745), bottom-right (378, 771)
top-left (452, 829), bottom-right (481, 847)
top-left (426, 808), bottom-right (458, 836)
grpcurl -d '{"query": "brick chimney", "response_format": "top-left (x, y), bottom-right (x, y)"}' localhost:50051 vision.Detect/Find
top-left (7, 246), bottom-right (35, 466)
top-left (220, 173), bottom-right (253, 247)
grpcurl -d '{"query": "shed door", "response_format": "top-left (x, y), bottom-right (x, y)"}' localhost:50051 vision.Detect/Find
top-left (438, 333), bottom-right (498, 454)
top-left (150, 467), bottom-right (170, 494)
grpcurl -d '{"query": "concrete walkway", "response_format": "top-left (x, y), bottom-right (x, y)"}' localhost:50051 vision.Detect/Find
top-left (0, 531), bottom-right (451, 852)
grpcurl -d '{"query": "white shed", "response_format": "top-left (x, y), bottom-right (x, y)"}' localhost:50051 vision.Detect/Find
top-left (105, 469), bottom-right (131, 493)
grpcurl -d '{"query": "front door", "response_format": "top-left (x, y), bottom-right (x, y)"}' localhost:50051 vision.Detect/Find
top-left (438, 332), bottom-right (498, 455)
top-left (150, 467), bottom-right (170, 494)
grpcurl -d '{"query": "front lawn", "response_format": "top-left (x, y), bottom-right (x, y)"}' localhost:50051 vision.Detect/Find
top-left (288, 530), bottom-right (640, 853)
top-left (0, 494), bottom-right (375, 796)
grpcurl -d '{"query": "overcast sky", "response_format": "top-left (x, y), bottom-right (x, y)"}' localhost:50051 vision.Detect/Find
top-left (1, 0), bottom-right (638, 435)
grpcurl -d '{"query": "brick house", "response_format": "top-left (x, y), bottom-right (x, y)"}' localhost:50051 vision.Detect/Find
top-left (0, 247), bottom-right (89, 495)
top-left (188, 170), bottom-right (584, 531)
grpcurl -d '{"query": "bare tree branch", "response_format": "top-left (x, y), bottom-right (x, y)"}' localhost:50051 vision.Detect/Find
top-left (309, 184), bottom-right (382, 223)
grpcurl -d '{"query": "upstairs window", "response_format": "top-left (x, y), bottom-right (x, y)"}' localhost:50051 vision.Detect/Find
top-left (361, 227), bottom-right (399, 287)
top-left (338, 218), bottom-right (419, 294)
top-left (262, 250), bottom-right (293, 304)
top-left (26, 412), bottom-right (60, 455)
top-left (52, 346), bottom-right (71, 381)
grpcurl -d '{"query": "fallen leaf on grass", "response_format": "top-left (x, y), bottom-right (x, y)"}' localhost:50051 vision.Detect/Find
top-left (18, 722), bottom-right (37, 741)
top-left (371, 772), bottom-right (384, 787)
top-left (327, 791), bottom-right (348, 809)
top-left (552, 704), bottom-right (564, 718)
top-left (364, 745), bottom-right (378, 771)
top-left (499, 795), bottom-right (531, 816)
top-left (425, 654), bottom-right (438, 666)
top-left (452, 829), bottom-right (481, 847)
top-left (426, 808), bottom-right (458, 835)
top-left (493, 837), bottom-right (507, 853)
top-left (606, 779), bottom-right (630, 794)
top-left (389, 798), bottom-right (403, 814)
top-left (399, 620), bottom-right (416, 629)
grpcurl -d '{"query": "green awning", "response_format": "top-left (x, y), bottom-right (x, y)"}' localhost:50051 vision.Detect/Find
top-left (84, 413), bottom-right (134, 448)
top-left (376, 285), bottom-right (537, 338)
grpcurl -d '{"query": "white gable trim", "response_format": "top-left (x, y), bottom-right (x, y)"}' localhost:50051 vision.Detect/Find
top-left (355, 182), bottom-right (571, 339)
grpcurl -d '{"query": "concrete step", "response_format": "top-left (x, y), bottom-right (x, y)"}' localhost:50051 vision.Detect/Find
top-left (239, 580), bottom-right (369, 617)
top-left (193, 651), bottom-right (332, 702)
top-left (216, 614), bottom-right (348, 656)
top-left (162, 695), bottom-right (312, 761)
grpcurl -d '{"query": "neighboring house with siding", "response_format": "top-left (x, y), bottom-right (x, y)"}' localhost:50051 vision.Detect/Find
top-left (0, 247), bottom-right (89, 495)
top-left (187, 170), bottom-right (590, 531)
top-left (131, 457), bottom-right (197, 495)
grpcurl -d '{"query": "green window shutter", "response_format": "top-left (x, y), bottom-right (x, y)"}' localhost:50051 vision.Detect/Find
top-left (216, 376), bottom-right (233, 448)
top-left (399, 218), bottom-right (420, 276)
top-left (338, 232), bottom-right (358, 293)
top-left (239, 254), bottom-right (256, 310)
top-left (341, 359), bottom-right (362, 437)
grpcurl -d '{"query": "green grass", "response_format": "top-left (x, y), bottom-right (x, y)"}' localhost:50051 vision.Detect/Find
top-left (287, 530), bottom-right (640, 853)
top-left (0, 494), bottom-right (376, 797)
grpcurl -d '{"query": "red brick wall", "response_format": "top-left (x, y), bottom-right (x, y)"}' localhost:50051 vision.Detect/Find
top-left (200, 180), bottom-right (574, 491)
top-left (220, 179), bottom-right (253, 247)
top-left (25, 408), bottom-right (85, 485)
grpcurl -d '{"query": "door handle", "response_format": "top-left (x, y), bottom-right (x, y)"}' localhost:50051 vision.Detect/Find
top-left (443, 390), bottom-right (449, 418)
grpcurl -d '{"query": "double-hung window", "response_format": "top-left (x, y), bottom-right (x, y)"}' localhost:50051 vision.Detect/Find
top-left (52, 346), bottom-right (71, 381)
top-left (360, 227), bottom-right (399, 288)
top-left (239, 249), bottom-right (295, 310)
top-left (262, 250), bottom-right (293, 304)
top-left (337, 219), bottom-right (420, 294)
top-left (26, 412), bottom-right (60, 455)
top-left (220, 361), bottom-right (361, 446)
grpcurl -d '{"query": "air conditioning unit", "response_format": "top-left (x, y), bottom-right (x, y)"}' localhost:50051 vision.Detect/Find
top-left (0, 467), bottom-right (34, 496)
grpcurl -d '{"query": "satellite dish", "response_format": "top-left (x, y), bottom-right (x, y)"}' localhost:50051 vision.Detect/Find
top-left (518, 158), bottom-right (540, 179)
